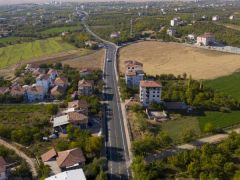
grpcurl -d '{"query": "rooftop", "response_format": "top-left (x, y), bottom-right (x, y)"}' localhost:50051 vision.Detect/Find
top-left (68, 112), bottom-right (88, 123)
top-left (140, 80), bottom-right (162, 88)
top-left (57, 148), bottom-right (86, 168)
top-left (41, 148), bottom-right (57, 162)
top-left (45, 168), bottom-right (86, 180)
top-left (68, 100), bottom-right (88, 109)
top-left (54, 77), bottom-right (68, 85)
top-left (78, 79), bottom-right (93, 87)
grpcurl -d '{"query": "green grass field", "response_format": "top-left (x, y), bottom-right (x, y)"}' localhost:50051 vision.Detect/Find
top-left (0, 37), bottom-right (76, 69)
top-left (40, 25), bottom-right (82, 35)
top-left (0, 36), bottom-right (36, 46)
top-left (198, 111), bottom-right (240, 131)
top-left (205, 72), bottom-right (240, 101)
top-left (161, 115), bottom-right (201, 143)
top-left (0, 104), bottom-right (51, 128)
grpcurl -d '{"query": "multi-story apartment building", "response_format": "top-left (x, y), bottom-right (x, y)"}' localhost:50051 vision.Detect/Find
top-left (139, 80), bottom-right (162, 106)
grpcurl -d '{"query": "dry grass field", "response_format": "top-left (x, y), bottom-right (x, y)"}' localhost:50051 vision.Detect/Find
top-left (63, 49), bottom-right (105, 70)
top-left (119, 41), bottom-right (240, 79)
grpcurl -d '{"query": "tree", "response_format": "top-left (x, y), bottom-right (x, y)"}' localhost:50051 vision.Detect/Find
top-left (11, 162), bottom-right (32, 178)
top-left (188, 161), bottom-right (201, 177)
top-left (47, 104), bottom-right (58, 115)
top-left (181, 129), bottom-right (197, 143)
top-left (203, 123), bottom-right (215, 133)
top-left (37, 163), bottom-right (51, 179)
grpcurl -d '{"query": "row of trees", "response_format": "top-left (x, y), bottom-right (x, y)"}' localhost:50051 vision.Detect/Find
top-left (148, 73), bottom-right (240, 111)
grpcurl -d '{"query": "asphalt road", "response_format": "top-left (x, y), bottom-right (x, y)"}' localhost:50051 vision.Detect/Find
top-left (80, 12), bottom-right (130, 179)
top-left (104, 44), bottom-right (130, 179)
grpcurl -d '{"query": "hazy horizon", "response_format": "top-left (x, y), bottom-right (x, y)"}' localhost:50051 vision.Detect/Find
top-left (0, 0), bottom-right (193, 5)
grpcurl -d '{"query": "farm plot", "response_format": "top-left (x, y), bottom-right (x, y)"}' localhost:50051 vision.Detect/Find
top-left (119, 41), bottom-right (240, 79)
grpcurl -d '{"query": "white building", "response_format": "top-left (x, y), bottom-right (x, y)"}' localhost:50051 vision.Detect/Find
top-left (46, 169), bottom-right (86, 180)
top-left (124, 60), bottom-right (144, 87)
top-left (229, 15), bottom-right (235, 20)
top-left (167, 28), bottom-right (176, 37)
top-left (47, 69), bottom-right (58, 83)
top-left (197, 33), bottom-right (215, 46)
top-left (187, 34), bottom-right (196, 40)
top-left (212, 15), bottom-right (219, 21)
top-left (139, 80), bottom-right (162, 106)
top-left (170, 17), bottom-right (181, 27)
top-left (170, 19), bottom-right (178, 27)
top-left (36, 74), bottom-right (50, 94)
top-left (110, 32), bottom-right (120, 39)
top-left (125, 70), bottom-right (144, 88)
top-left (25, 85), bottom-right (45, 102)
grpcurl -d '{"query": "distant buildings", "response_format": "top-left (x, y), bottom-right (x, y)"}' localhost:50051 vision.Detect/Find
top-left (124, 60), bottom-right (144, 87)
top-left (229, 15), bottom-right (235, 20)
top-left (187, 34), bottom-right (196, 41)
top-left (197, 33), bottom-right (215, 46)
top-left (167, 28), bottom-right (176, 37)
top-left (36, 74), bottom-right (50, 94)
top-left (170, 17), bottom-right (180, 27)
top-left (212, 15), bottom-right (220, 21)
top-left (139, 80), bottom-right (162, 106)
top-left (170, 17), bottom-right (187, 27)
top-left (110, 32), bottom-right (120, 39)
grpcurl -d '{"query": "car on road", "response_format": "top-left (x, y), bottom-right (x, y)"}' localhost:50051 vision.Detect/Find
top-left (107, 58), bottom-right (111, 62)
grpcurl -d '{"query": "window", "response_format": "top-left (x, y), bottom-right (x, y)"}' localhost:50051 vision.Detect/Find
top-left (153, 95), bottom-right (155, 97)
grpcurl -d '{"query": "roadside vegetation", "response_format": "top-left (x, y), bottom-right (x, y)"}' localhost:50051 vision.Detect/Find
top-left (132, 132), bottom-right (240, 179)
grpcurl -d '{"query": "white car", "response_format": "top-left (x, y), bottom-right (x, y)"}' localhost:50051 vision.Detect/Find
top-left (107, 58), bottom-right (111, 62)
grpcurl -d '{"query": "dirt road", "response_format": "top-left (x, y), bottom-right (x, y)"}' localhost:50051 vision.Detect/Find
top-left (145, 128), bottom-right (240, 163)
top-left (0, 138), bottom-right (37, 177)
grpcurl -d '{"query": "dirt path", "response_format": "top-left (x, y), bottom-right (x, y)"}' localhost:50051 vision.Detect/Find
top-left (0, 138), bottom-right (37, 177)
top-left (145, 128), bottom-right (240, 163)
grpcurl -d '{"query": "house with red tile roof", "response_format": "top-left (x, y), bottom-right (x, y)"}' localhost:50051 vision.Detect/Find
top-left (0, 87), bottom-right (9, 95)
top-left (54, 77), bottom-right (68, 89)
top-left (57, 148), bottom-right (85, 170)
top-left (124, 60), bottom-right (144, 87)
top-left (25, 85), bottom-right (45, 102)
top-left (51, 85), bottom-right (65, 98)
top-left (41, 148), bottom-right (86, 172)
top-left (10, 85), bottom-right (25, 97)
top-left (78, 79), bottom-right (94, 96)
top-left (36, 74), bottom-right (51, 94)
top-left (67, 100), bottom-right (89, 115)
top-left (197, 32), bottom-right (215, 46)
top-left (140, 80), bottom-right (162, 106)
top-left (41, 148), bottom-right (57, 162)
top-left (47, 69), bottom-right (58, 81)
